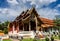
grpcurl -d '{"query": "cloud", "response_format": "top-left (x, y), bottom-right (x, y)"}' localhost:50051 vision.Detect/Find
top-left (0, 0), bottom-right (28, 22)
top-left (38, 8), bottom-right (60, 20)
top-left (0, 8), bottom-right (8, 14)
top-left (7, 0), bottom-right (19, 5)
top-left (56, 4), bottom-right (60, 7)
top-left (22, 0), bottom-right (56, 8)
top-left (0, 0), bottom-right (59, 22)
top-left (20, 0), bottom-right (58, 20)
top-left (22, 0), bottom-right (56, 4)
top-left (22, 0), bottom-right (59, 20)
top-left (7, 9), bottom-right (19, 16)
top-left (0, 8), bottom-right (20, 22)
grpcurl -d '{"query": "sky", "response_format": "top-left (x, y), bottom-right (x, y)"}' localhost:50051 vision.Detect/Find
top-left (0, 0), bottom-right (60, 22)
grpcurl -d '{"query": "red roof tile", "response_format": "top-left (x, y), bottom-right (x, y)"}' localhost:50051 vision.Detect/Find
top-left (40, 17), bottom-right (54, 25)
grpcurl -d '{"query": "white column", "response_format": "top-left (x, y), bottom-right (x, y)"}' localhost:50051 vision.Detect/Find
top-left (23, 23), bottom-right (24, 31)
top-left (29, 21), bottom-right (31, 31)
top-left (22, 19), bottom-right (24, 31)
top-left (17, 24), bottom-right (19, 33)
top-left (13, 25), bottom-right (15, 33)
top-left (35, 16), bottom-right (38, 31)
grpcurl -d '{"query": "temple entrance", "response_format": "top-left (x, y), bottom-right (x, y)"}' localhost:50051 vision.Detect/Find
top-left (24, 23), bottom-right (29, 31)
top-left (19, 25), bottom-right (23, 31)
top-left (30, 21), bottom-right (36, 31)
top-left (19, 23), bottom-right (29, 31)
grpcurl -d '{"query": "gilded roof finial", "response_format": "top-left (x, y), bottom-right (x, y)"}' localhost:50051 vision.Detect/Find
top-left (32, 5), bottom-right (35, 9)
top-left (31, 5), bottom-right (35, 11)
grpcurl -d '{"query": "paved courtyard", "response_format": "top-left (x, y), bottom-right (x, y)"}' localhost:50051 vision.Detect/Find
top-left (55, 39), bottom-right (60, 41)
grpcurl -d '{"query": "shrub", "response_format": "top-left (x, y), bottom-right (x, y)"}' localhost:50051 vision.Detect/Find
top-left (33, 36), bottom-right (37, 41)
top-left (45, 37), bottom-right (49, 41)
top-left (58, 34), bottom-right (60, 39)
top-left (51, 35), bottom-right (54, 41)
top-left (33, 39), bottom-right (37, 41)
top-left (4, 28), bottom-right (8, 34)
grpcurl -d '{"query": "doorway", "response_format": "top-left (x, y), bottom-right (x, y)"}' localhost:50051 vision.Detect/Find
top-left (30, 21), bottom-right (36, 31)
top-left (24, 23), bottom-right (29, 31)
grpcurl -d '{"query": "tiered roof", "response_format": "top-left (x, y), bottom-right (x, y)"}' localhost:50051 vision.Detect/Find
top-left (10, 7), bottom-right (54, 28)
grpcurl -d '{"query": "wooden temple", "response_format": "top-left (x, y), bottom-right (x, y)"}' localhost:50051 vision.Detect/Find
top-left (8, 7), bottom-right (54, 33)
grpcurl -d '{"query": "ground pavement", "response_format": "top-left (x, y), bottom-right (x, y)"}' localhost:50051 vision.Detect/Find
top-left (55, 39), bottom-right (60, 41)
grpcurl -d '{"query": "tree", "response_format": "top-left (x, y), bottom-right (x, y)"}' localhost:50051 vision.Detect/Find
top-left (0, 23), bottom-right (3, 30)
top-left (3, 21), bottom-right (9, 34)
top-left (54, 18), bottom-right (60, 31)
top-left (4, 21), bottom-right (9, 26)
top-left (4, 28), bottom-right (8, 34)
top-left (0, 21), bottom-right (9, 33)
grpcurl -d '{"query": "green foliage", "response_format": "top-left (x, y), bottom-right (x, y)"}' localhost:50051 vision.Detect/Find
top-left (0, 24), bottom-right (3, 30)
top-left (58, 34), bottom-right (60, 39)
top-left (33, 38), bottom-right (37, 41)
top-left (45, 37), bottom-right (49, 41)
top-left (22, 38), bottom-right (45, 41)
top-left (53, 35), bottom-right (59, 39)
top-left (3, 39), bottom-right (12, 41)
top-left (53, 18), bottom-right (60, 30)
top-left (22, 38), bottom-right (33, 41)
top-left (0, 21), bottom-right (9, 34)
top-left (4, 28), bottom-right (8, 34)
top-left (51, 35), bottom-right (54, 41)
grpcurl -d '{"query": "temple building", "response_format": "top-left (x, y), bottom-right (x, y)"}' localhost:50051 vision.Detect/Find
top-left (8, 7), bottom-right (54, 33)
